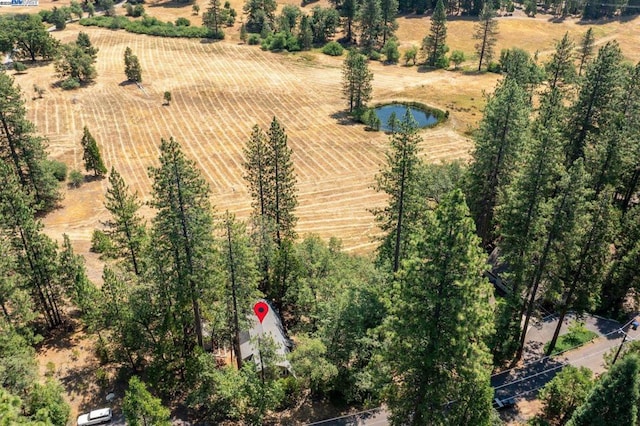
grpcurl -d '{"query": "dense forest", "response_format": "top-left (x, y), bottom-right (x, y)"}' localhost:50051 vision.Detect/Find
top-left (1, 0), bottom-right (640, 424)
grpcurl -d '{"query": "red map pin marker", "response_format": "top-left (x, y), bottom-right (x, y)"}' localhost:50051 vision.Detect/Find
top-left (253, 301), bottom-right (269, 324)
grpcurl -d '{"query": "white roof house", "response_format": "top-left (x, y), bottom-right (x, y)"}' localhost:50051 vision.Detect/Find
top-left (239, 299), bottom-right (293, 375)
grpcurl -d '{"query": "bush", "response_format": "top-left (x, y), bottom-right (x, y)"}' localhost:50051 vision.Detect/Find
top-left (321, 41), bottom-right (343, 56)
top-left (60, 78), bottom-right (81, 90)
top-left (382, 40), bottom-right (400, 64)
top-left (125, 3), bottom-right (144, 16)
top-left (175, 17), bottom-right (190, 26)
top-left (13, 62), bottom-right (27, 73)
top-left (450, 50), bottom-right (465, 69)
top-left (69, 169), bottom-right (84, 187)
top-left (91, 229), bottom-right (113, 254)
top-left (487, 61), bottom-right (501, 73)
top-left (247, 34), bottom-right (261, 45)
top-left (45, 160), bottom-right (68, 181)
top-left (79, 15), bottom-right (214, 38)
top-left (369, 50), bottom-right (381, 61)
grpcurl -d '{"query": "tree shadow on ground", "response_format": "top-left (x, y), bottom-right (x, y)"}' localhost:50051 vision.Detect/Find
top-left (330, 111), bottom-right (359, 126)
top-left (36, 317), bottom-right (79, 352)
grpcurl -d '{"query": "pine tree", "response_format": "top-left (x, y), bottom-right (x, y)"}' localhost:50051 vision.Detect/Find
top-left (617, 62), bottom-right (640, 213)
top-left (122, 376), bottom-right (171, 426)
top-left (565, 41), bottom-right (623, 165)
top-left (380, 0), bottom-right (398, 46)
top-left (544, 189), bottom-right (614, 356)
top-left (265, 117), bottom-right (298, 245)
top-left (219, 212), bottom-right (260, 369)
top-left (342, 49), bottom-right (373, 114)
top-left (124, 47), bottom-right (142, 83)
top-left (80, 126), bottom-right (107, 177)
top-left (357, 0), bottom-right (383, 53)
top-left (567, 355), bottom-right (640, 426)
top-left (493, 86), bottom-right (566, 362)
top-left (203, 0), bottom-right (222, 34)
top-left (545, 32), bottom-right (575, 90)
top-left (148, 137), bottom-right (218, 356)
top-left (467, 78), bottom-right (530, 247)
top-left (0, 162), bottom-right (63, 329)
top-left (576, 27), bottom-right (595, 77)
top-left (384, 189), bottom-right (494, 425)
top-left (58, 234), bottom-right (95, 314)
top-left (0, 72), bottom-right (60, 212)
top-left (422, 0), bottom-right (447, 68)
top-left (373, 109), bottom-right (424, 273)
top-left (516, 160), bottom-right (592, 360)
top-left (474, 2), bottom-right (498, 72)
top-left (104, 167), bottom-right (147, 276)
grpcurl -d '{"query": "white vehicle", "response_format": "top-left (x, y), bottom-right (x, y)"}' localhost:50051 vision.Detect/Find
top-left (77, 407), bottom-right (112, 426)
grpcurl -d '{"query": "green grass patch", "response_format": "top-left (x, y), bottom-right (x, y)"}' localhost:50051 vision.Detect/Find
top-left (544, 322), bottom-right (598, 356)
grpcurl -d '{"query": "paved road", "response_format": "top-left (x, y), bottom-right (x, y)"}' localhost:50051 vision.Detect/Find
top-left (492, 313), bottom-right (640, 402)
top-left (306, 408), bottom-right (389, 426)
top-left (308, 313), bottom-right (638, 425)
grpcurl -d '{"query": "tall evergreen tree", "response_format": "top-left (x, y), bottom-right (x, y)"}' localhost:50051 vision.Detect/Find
top-left (545, 32), bottom-right (576, 90)
top-left (0, 162), bottom-right (63, 329)
top-left (122, 376), bottom-right (171, 426)
top-left (493, 86), bottom-right (566, 362)
top-left (567, 355), bottom-right (640, 426)
top-left (80, 126), bottom-right (107, 177)
top-left (124, 47), bottom-right (142, 83)
top-left (384, 190), bottom-right (494, 425)
top-left (219, 212), bottom-right (260, 369)
top-left (545, 189), bottom-right (614, 356)
top-left (266, 117), bottom-right (298, 245)
top-left (0, 72), bottom-right (60, 212)
top-left (356, 0), bottom-right (383, 53)
top-left (422, 0), bottom-right (447, 68)
top-left (516, 161), bottom-right (591, 359)
top-left (203, 0), bottom-right (223, 34)
top-left (380, 0), bottom-right (398, 46)
top-left (148, 137), bottom-right (218, 356)
top-left (342, 49), bottom-right (374, 114)
top-left (104, 167), bottom-right (147, 276)
top-left (599, 206), bottom-right (640, 315)
top-left (58, 234), bottom-right (95, 314)
top-left (474, 3), bottom-right (498, 72)
top-left (617, 62), bottom-right (640, 213)
top-left (372, 109), bottom-right (424, 274)
top-left (467, 78), bottom-right (530, 247)
top-left (576, 27), bottom-right (594, 77)
top-left (565, 41), bottom-right (623, 165)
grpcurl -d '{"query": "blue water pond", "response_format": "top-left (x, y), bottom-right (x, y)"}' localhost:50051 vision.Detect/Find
top-left (374, 104), bottom-right (439, 132)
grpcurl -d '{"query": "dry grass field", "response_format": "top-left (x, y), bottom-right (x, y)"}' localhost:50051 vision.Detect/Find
top-left (2, 3), bottom-right (640, 267)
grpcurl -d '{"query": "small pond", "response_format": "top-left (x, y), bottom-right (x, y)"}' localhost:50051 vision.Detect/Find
top-left (374, 103), bottom-right (440, 132)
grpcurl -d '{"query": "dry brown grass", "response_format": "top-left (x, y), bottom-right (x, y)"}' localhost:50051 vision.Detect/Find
top-left (1, 5), bottom-right (638, 261)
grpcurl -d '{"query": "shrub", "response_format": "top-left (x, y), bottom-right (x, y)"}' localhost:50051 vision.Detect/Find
top-left (382, 40), bottom-right (400, 64)
top-left (450, 50), bottom-right (465, 69)
top-left (91, 229), bottom-right (113, 254)
top-left (247, 34), bottom-right (261, 45)
top-left (487, 61), bottom-right (501, 73)
top-left (321, 41), bottom-right (343, 56)
top-left (60, 78), bottom-right (81, 90)
top-left (45, 160), bottom-right (68, 181)
top-left (175, 17), bottom-right (190, 26)
top-left (69, 169), bottom-right (84, 187)
top-left (369, 50), bottom-right (381, 61)
top-left (404, 45), bottom-right (418, 66)
top-left (163, 91), bottom-right (172, 105)
top-left (13, 62), bottom-right (27, 73)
